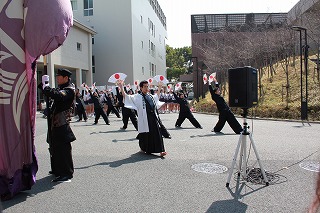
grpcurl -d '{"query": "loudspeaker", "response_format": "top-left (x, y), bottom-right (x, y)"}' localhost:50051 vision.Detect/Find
top-left (228, 66), bottom-right (258, 108)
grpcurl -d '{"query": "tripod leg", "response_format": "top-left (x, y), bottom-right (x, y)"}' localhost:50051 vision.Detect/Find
top-left (226, 134), bottom-right (243, 187)
top-left (249, 134), bottom-right (269, 186)
top-left (241, 135), bottom-right (247, 179)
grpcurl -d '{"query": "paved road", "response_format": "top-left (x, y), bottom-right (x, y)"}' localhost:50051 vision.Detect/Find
top-left (2, 111), bottom-right (320, 213)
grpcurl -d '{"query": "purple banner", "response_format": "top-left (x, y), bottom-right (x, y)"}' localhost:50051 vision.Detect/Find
top-left (0, 0), bottom-right (72, 199)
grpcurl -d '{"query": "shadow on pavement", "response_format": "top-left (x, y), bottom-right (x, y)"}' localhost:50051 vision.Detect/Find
top-left (168, 127), bottom-right (198, 130)
top-left (190, 133), bottom-right (236, 138)
top-left (2, 175), bottom-right (60, 210)
top-left (206, 176), bottom-right (267, 213)
top-left (90, 130), bottom-right (137, 135)
top-left (75, 152), bottom-right (161, 169)
top-left (206, 199), bottom-right (247, 213)
top-left (112, 138), bottom-right (137, 143)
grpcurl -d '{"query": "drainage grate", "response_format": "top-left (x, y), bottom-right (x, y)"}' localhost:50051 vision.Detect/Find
top-left (191, 163), bottom-right (228, 174)
top-left (299, 161), bottom-right (320, 172)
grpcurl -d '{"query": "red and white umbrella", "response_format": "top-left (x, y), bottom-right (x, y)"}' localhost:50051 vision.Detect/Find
top-left (175, 82), bottom-right (182, 91)
top-left (153, 75), bottom-right (169, 84)
top-left (108, 72), bottom-right (127, 83)
top-left (208, 72), bottom-right (216, 83)
top-left (203, 74), bottom-right (208, 84)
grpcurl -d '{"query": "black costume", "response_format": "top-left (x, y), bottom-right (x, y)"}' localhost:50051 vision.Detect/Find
top-left (89, 89), bottom-right (110, 125)
top-left (75, 91), bottom-right (87, 121)
top-left (173, 91), bottom-right (202, 128)
top-left (139, 94), bottom-right (165, 153)
top-left (104, 93), bottom-right (121, 118)
top-left (41, 69), bottom-right (76, 181)
top-left (116, 87), bottom-right (138, 130)
top-left (209, 83), bottom-right (243, 134)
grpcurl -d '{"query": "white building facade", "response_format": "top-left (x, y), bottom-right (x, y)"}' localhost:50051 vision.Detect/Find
top-left (36, 19), bottom-right (96, 107)
top-left (71, 0), bottom-right (167, 86)
top-left (37, 19), bottom-right (96, 88)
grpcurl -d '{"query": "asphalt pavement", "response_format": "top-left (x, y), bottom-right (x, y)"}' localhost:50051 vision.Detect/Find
top-left (2, 111), bottom-right (320, 213)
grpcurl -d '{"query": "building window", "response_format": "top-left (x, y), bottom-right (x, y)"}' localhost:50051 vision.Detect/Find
top-left (152, 63), bottom-right (155, 76)
top-left (149, 62), bottom-right (152, 76)
top-left (141, 41), bottom-right (143, 49)
top-left (92, 36), bottom-right (95, 44)
top-left (92, 55), bottom-right (95, 73)
top-left (71, 0), bottom-right (77, 10)
top-left (150, 42), bottom-right (155, 57)
top-left (77, 42), bottom-right (82, 51)
top-left (149, 63), bottom-right (156, 77)
top-left (148, 19), bottom-right (155, 37)
top-left (140, 15), bottom-right (143, 24)
top-left (142, 67), bottom-right (145, 75)
top-left (84, 0), bottom-right (93, 16)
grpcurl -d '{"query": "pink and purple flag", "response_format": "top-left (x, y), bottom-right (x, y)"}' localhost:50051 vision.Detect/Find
top-left (0, 0), bottom-right (73, 199)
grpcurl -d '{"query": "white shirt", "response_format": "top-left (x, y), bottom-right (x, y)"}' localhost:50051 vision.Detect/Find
top-left (124, 93), bottom-right (164, 133)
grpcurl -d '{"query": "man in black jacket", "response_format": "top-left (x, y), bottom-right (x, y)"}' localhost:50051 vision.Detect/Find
top-left (40, 68), bottom-right (76, 182)
top-left (209, 77), bottom-right (243, 134)
top-left (173, 91), bottom-right (202, 129)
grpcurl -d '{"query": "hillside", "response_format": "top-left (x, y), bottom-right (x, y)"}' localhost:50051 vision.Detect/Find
top-left (194, 55), bottom-right (320, 121)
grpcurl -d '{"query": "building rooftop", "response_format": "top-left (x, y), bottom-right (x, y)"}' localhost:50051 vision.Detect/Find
top-left (191, 13), bottom-right (288, 33)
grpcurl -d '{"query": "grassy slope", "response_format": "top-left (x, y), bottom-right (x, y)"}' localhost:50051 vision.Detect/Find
top-left (194, 55), bottom-right (320, 121)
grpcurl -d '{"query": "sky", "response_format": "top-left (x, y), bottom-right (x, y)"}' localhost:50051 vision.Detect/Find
top-left (157, 0), bottom-right (301, 48)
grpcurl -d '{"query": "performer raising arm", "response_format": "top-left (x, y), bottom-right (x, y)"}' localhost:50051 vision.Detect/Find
top-left (209, 77), bottom-right (243, 134)
top-left (39, 69), bottom-right (76, 182)
top-left (118, 80), bottom-right (167, 157)
top-left (173, 91), bottom-right (202, 129)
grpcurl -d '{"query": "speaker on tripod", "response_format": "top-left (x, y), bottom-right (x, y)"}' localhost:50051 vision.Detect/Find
top-left (226, 66), bottom-right (269, 187)
top-left (228, 66), bottom-right (258, 108)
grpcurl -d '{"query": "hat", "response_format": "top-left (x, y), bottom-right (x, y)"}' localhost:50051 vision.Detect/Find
top-left (56, 68), bottom-right (72, 77)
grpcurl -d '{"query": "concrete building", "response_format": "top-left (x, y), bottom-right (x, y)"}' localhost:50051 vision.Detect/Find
top-left (71, 0), bottom-right (167, 86)
top-left (288, 0), bottom-right (320, 52)
top-left (37, 19), bottom-right (96, 105)
top-left (288, 0), bottom-right (320, 23)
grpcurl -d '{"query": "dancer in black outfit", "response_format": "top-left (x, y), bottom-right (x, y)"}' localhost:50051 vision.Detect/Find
top-left (116, 87), bottom-right (138, 130)
top-left (75, 88), bottom-right (87, 122)
top-left (173, 91), bottom-right (202, 129)
top-left (104, 92), bottom-right (121, 118)
top-left (209, 77), bottom-right (242, 134)
top-left (86, 86), bottom-right (110, 125)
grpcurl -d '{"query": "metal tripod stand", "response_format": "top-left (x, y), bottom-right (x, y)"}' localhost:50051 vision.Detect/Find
top-left (226, 108), bottom-right (269, 187)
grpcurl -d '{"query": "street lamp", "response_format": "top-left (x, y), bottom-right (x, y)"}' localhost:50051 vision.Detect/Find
top-left (190, 56), bottom-right (199, 101)
top-left (291, 26), bottom-right (308, 120)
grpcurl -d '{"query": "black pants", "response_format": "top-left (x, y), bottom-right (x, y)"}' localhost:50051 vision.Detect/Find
top-left (51, 140), bottom-right (74, 178)
top-left (94, 107), bottom-right (110, 124)
top-left (77, 105), bottom-right (87, 121)
top-left (214, 110), bottom-right (242, 133)
top-left (122, 107), bottom-right (138, 130)
top-left (107, 106), bottom-right (121, 118)
top-left (175, 111), bottom-right (201, 128)
top-left (139, 112), bottom-right (165, 153)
